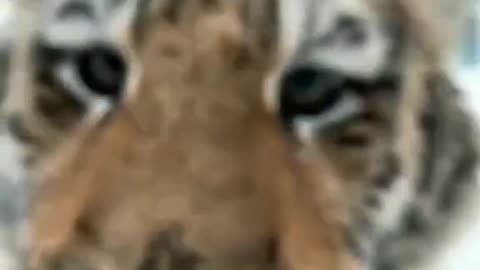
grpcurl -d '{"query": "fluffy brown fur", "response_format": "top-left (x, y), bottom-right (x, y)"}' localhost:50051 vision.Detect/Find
top-left (20, 1), bottom-right (358, 270)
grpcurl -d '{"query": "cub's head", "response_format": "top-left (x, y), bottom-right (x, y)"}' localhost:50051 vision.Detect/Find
top-left (6, 0), bottom-right (357, 270)
top-left (266, 0), bottom-right (466, 200)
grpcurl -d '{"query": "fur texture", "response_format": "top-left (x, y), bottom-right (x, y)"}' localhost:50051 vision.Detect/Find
top-left (266, 0), bottom-right (478, 269)
top-left (6, 1), bottom-right (358, 269)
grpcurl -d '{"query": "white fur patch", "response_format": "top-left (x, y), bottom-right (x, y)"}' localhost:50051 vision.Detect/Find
top-left (293, 93), bottom-right (362, 144)
top-left (39, 0), bottom-right (138, 50)
top-left (0, 124), bottom-right (25, 270)
top-left (374, 176), bottom-right (414, 233)
top-left (306, 0), bottom-right (390, 78)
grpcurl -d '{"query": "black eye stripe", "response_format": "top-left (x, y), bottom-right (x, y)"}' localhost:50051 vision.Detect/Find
top-left (341, 74), bottom-right (400, 95)
top-left (7, 115), bottom-right (37, 145)
top-left (32, 40), bottom-right (76, 92)
top-left (33, 40), bottom-right (74, 66)
top-left (56, 1), bottom-right (95, 20)
top-left (32, 38), bottom-right (128, 103)
top-left (336, 15), bottom-right (368, 45)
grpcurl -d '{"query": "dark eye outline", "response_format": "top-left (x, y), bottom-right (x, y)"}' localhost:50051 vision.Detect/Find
top-left (75, 44), bottom-right (128, 100)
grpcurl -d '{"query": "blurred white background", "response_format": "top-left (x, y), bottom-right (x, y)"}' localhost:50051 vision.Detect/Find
top-left (0, 2), bottom-right (22, 270)
top-left (0, 0), bottom-right (478, 270)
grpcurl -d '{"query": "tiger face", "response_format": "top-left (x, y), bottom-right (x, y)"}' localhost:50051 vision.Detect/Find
top-left (267, 0), bottom-right (474, 269)
top-left (266, 0), bottom-right (466, 210)
top-left (6, 1), bottom-right (357, 270)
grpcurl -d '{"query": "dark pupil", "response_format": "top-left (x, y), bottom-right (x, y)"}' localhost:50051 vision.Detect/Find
top-left (76, 46), bottom-right (127, 98)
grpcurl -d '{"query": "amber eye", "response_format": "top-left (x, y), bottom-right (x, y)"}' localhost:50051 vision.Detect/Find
top-left (76, 45), bottom-right (127, 100)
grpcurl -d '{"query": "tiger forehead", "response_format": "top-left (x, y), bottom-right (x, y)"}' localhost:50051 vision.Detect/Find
top-left (136, 0), bottom-right (258, 32)
top-left (135, 0), bottom-right (232, 32)
top-left (144, 0), bottom-right (222, 14)
top-left (33, 0), bottom-right (254, 51)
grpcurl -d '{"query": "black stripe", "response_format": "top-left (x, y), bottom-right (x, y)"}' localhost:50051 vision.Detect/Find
top-left (57, 1), bottom-right (95, 19)
top-left (31, 40), bottom-right (87, 129)
top-left (32, 39), bottom-right (75, 89)
top-left (401, 206), bottom-right (426, 235)
top-left (372, 154), bottom-right (400, 189)
top-left (416, 73), bottom-right (450, 193)
top-left (417, 110), bottom-right (437, 193)
top-left (417, 73), bottom-right (477, 207)
top-left (6, 115), bottom-right (39, 145)
top-left (437, 127), bottom-right (478, 212)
